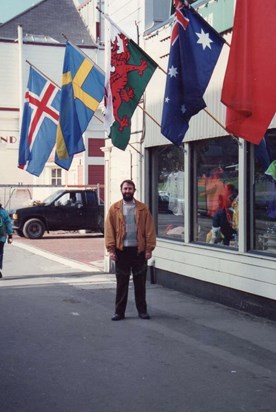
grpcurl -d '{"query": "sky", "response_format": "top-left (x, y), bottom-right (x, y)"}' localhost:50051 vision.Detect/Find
top-left (0, 0), bottom-right (41, 23)
top-left (0, 0), bottom-right (83, 23)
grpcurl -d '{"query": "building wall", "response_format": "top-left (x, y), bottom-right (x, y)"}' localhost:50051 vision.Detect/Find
top-left (0, 37), bottom-right (105, 207)
top-left (78, 0), bottom-right (105, 44)
top-left (104, 0), bottom-right (276, 314)
top-left (144, 4), bottom-right (276, 305)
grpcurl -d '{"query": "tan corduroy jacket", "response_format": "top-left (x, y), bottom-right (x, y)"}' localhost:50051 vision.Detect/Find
top-left (105, 199), bottom-right (156, 254)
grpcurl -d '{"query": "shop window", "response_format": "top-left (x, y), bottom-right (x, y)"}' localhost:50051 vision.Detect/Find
top-left (253, 130), bottom-right (276, 255)
top-left (153, 144), bottom-right (185, 241)
top-left (51, 168), bottom-right (62, 186)
top-left (193, 136), bottom-right (239, 248)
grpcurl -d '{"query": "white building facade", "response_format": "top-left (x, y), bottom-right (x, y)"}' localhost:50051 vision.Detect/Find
top-left (0, 0), bottom-right (105, 209)
top-left (103, 0), bottom-right (276, 319)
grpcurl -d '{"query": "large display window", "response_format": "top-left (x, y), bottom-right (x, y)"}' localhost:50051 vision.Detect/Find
top-left (154, 145), bottom-right (185, 240)
top-left (192, 136), bottom-right (239, 248)
top-left (150, 132), bottom-right (275, 257)
top-left (253, 130), bottom-right (276, 255)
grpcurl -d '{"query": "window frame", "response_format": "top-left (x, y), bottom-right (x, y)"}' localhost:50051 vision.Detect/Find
top-left (51, 168), bottom-right (62, 186)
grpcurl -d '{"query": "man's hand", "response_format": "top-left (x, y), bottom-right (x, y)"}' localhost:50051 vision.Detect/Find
top-left (145, 251), bottom-right (152, 260)
top-left (109, 251), bottom-right (117, 261)
top-left (7, 236), bottom-right (13, 244)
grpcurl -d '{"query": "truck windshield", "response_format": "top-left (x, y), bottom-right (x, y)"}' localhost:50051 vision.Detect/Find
top-left (43, 191), bottom-right (64, 206)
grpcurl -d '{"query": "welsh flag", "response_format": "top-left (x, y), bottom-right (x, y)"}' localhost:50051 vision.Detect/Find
top-left (104, 21), bottom-right (158, 150)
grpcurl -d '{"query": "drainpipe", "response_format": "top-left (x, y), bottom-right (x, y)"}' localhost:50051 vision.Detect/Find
top-left (134, 20), bottom-right (146, 202)
top-left (148, 257), bottom-right (156, 284)
top-left (18, 25), bottom-right (24, 125)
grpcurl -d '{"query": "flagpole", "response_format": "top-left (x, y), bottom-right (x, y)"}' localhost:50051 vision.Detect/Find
top-left (26, 60), bottom-right (61, 89)
top-left (61, 34), bottom-right (105, 76)
top-left (95, 5), bottom-right (228, 132)
top-left (96, 6), bottom-right (167, 76)
top-left (138, 104), bottom-right (161, 127)
top-left (187, 4), bottom-right (231, 48)
top-left (25, 61), bottom-right (117, 155)
top-left (26, 55), bottom-right (165, 108)
top-left (140, 102), bottom-right (236, 141)
top-left (203, 107), bottom-right (238, 139)
top-left (85, 109), bottom-right (143, 155)
top-left (97, 4), bottom-right (234, 144)
top-left (18, 25), bottom-right (24, 129)
top-left (26, 60), bottom-right (106, 129)
top-left (96, 7), bottom-right (125, 38)
top-left (138, 103), bottom-right (236, 144)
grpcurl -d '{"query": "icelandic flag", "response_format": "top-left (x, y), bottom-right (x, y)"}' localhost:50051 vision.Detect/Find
top-left (161, 2), bottom-right (225, 145)
top-left (18, 66), bottom-right (72, 176)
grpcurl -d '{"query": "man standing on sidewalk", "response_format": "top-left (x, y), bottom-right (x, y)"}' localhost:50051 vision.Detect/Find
top-left (105, 180), bottom-right (156, 321)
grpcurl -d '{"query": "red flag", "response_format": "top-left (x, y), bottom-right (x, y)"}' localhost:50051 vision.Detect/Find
top-left (221, 0), bottom-right (276, 145)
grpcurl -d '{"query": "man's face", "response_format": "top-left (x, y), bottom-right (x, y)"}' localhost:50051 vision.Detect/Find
top-left (121, 183), bottom-right (135, 202)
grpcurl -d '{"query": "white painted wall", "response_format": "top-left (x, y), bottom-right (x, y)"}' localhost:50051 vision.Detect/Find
top-left (0, 39), bottom-right (105, 205)
top-left (104, 0), bottom-right (149, 205)
top-left (103, 1), bottom-right (276, 301)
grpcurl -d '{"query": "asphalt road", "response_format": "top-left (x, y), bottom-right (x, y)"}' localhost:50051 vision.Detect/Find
top-left (0, 240), bottom-right (276, 412)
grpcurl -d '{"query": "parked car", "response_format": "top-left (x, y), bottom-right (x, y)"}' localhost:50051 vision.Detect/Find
top-left (12, 189), bottom-right (104, 239)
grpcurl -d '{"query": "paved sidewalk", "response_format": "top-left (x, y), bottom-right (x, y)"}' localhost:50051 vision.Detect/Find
top-left (12, 231), bottom-right (105, 269)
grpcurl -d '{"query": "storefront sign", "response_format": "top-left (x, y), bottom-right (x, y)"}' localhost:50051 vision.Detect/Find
top-left (0, 132), bottom-right (19, 147)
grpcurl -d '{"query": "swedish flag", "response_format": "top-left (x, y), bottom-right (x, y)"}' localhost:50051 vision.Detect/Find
top-left (56, 42), bottom-right (105, 159)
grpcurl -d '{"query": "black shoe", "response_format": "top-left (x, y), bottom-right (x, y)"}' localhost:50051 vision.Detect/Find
top-left (111, 314), bottom-right (125, 321)
top-left (0, 271), bottom-right (2, 278)
top-left (138, 313), bottom-right (150, 320)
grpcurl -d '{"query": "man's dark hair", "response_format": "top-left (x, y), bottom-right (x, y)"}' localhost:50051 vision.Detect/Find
top-left (120, 180), bottom-right (136, 191)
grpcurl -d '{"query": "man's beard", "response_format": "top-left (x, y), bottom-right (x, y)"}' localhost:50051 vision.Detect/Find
top-left (123, 193), bottom-right (134, 202)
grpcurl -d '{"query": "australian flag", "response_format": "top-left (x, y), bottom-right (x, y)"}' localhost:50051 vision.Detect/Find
top-left (18, 66), bottom-right (72, 177)
top-left (161, 2), bottom-right (225, 145)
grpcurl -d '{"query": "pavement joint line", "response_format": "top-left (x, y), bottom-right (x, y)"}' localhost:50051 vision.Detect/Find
top-left (13, 241), bottom-right (102, 273)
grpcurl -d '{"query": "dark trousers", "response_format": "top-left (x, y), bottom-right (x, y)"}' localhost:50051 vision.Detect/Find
top-left (115, 247), bottom-right (148, 316)
top-left (0, 241), bottom-right (4, 269)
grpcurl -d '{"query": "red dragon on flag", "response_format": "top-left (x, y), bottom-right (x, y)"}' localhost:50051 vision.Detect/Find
top-left (110, 33), bottom-right (148, 132)
top-left (105, 23), bottom-right (157, 150)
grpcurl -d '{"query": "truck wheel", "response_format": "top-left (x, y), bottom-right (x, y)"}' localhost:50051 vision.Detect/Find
top-left (98, 215), bottom-right (104, 234)
top-left (23, 219), bottom-right (45, 239)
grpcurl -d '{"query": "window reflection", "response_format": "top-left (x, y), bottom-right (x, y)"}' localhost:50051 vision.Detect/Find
top-left (254, 130), bottom-right (276, 255)
top-left (156, 145), bottom-right (185, 240)
top-left (194, 136), bottom-right (239, 248)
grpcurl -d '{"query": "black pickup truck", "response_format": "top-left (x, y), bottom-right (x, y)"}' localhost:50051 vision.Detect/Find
top-left (12, 189), bottom-right (104, 239)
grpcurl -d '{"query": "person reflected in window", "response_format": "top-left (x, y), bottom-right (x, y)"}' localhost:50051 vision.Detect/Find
top-left (204, 167), bottom-right (225, 217)
top-left (212, 184), bottom-right (238, 246)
